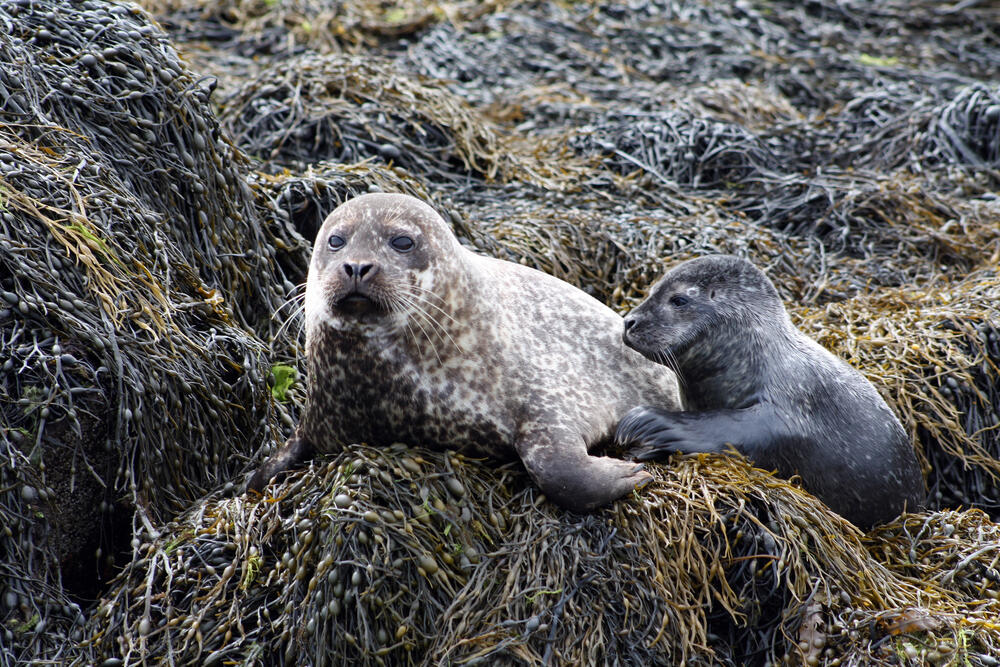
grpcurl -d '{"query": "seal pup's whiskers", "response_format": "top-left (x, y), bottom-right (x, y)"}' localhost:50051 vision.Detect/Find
top-left (656, 348), bottom-right (686, 394)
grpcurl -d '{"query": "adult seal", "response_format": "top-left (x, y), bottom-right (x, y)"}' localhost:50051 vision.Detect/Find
top-left (614, 255), bottom-right (924, 529)
top-left (249, 193), bottom-right (681, 511)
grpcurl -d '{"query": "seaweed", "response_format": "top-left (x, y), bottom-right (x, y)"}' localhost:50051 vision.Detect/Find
top-left (0, 2), bottom-right (288, 661)
top-left (88, 448), bottom-right (1000, 666)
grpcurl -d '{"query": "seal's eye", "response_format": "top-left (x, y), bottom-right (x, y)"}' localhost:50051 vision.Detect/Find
top-left (669, 295), bottom-right (689, 307)
top-left (390, 236), bottom-right (415, 252)
top-left (328, 235), bottom-right (346, 251)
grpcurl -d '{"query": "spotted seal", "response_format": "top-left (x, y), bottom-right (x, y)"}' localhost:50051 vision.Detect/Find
top-left (615, 255), bottom-right (924, 529)
top-left (249, 193), bottom-right (681, 511)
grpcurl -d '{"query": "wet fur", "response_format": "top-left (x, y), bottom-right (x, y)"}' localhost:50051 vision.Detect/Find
top-left (615, 255), bottom-right (924, 529)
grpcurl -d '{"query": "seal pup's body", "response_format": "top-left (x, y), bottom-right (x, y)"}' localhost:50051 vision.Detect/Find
top-left (616, 255), bottom-right (923, 529)
top-left (250, 193), bottom-right (681, 512)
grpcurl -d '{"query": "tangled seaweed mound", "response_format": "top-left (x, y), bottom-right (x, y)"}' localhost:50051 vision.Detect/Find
top-left (88, 448), bottom-right (1000, 666)
top-left (3, 0), bottom-right (1000, 665)
top-left (572, 110), bottom-right (779, 190)
top-left (0, 1), bottom-right (298, 661)
top-left (867, 509), bottom-right (1000, 634)
top-left (220, 52), bottom-right (584, 190)
top-left (145, 0), bottom-right (510, 55)
top-left (221, 54), bottom-right (507, 179)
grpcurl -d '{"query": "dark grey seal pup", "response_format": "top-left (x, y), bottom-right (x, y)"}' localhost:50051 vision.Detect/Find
top-left (249, 193), bottom-right (681, 512)
top-left (614, 255), bottom-right (924, 529)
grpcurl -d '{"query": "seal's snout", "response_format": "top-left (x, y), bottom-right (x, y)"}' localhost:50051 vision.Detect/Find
top-left (343, 262), bottom-right (377, 282)
top-left (332, 262), bottom-right (384, 317)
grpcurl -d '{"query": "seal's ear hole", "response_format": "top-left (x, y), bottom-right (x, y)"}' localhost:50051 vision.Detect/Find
top-left (709, 288), bottom-right (717, 299)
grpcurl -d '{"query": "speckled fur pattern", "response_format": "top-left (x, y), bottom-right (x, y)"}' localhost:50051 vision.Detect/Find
top-left (251, 193), bottom-right (681, 512)
top-left (616, 255), bottom-right (925, 529)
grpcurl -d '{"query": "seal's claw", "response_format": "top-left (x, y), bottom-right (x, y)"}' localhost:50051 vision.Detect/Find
top-left (628, 446), bottom-right (658, 462)
top-left (632, 469), bottom-right (654, 490)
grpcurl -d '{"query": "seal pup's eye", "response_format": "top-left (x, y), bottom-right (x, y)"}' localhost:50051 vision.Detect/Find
top-left (669, 295), bottom-right (689, 307)
top-left (328, 235), bottom-right (346, 251)
top-left (390, 236), bottom-right (415, 252)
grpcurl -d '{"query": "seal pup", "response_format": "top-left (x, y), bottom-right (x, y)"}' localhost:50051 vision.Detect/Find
top-left (249, 193), bottom-right (681, 512)
top-left (615, 255), bottom-right (924, 529)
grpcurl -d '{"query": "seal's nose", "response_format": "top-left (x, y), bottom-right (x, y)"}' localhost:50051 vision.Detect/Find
top-left (343, 262), bottom-right (377, 282)
top-left (623, 315), bottom-right (636, 334)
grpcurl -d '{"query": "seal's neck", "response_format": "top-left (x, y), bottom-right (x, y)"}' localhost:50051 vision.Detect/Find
top-left (394, 257), bottom-right (481, 361)
top-left (677, 312), bottom-right (796, 410)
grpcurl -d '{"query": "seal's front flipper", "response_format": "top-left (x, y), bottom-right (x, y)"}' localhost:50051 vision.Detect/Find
top-left (617, 404), bottom-right (784, 463)
top-left (616, 406), bottom-right (693, 452)
top-left (515, 426), bottom-right (651, 513)
top-left (247, 435), bottom-right (315, 493)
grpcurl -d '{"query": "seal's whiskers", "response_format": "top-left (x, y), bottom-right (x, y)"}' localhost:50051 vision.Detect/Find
top-left (384, 291), bottom-right (445, 365)
top-left (273, 296), bottom-right (306, 341)
top-left (397, 284), bottom-right (462, 328)
top-left (393, 290), bottom-right (462, 356)
top-left (657, 348), bottom-right (686, 394)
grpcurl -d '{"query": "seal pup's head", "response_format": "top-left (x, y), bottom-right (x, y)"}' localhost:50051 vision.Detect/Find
top-left (305, 193), bottom-right (467, 336)
top-left (622, 255), bottom-right (786, 375)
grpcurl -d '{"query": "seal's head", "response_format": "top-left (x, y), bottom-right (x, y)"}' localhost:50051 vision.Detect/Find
top-left (305, 193), bottom-right (465, 333)
top-left (622, 255), bottom-right (783, 367)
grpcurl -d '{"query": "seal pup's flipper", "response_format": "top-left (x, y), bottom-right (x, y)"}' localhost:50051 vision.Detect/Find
top-left (616, 404), bottom-right (791, 465)
top-left (247, 435), bottom-right (316, 493)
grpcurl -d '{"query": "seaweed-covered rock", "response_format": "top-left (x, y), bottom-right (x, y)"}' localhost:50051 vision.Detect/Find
top-left (143, 0), bottom-right (502, 55)
top-left (3, 0), bottom-right (1000, 664)
top-left (88, 448), bottom-right (1000, 666)
top-left (831, 84), bottom-right (1000, 177)
top-left (450, 187), bottom-right (823, 310)
top-left (402, 0), bottom-right (997, 114)
top-left (570, 111), bottom-right (999, 294)
top-left (0, 1), bottom-right (292, 661)
top-left (868, 509), bottom-right (1000, 608)
top-left (571, 110), bottom-right (779, 189)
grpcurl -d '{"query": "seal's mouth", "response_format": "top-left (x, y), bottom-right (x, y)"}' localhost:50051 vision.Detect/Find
top-left (333, 291), bottom-right (384, 317)
top-left (623, 324), bottom-right (665, 363)
top-left (622, 318), bottom-right (646, 352)
top-left (624, 334), bottom-right (659, 363)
